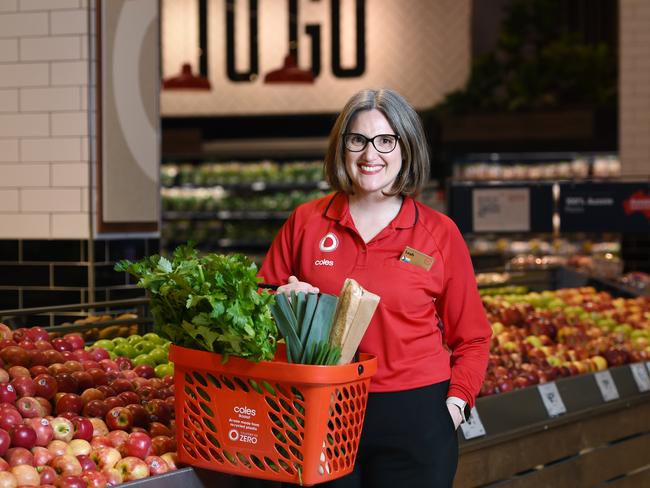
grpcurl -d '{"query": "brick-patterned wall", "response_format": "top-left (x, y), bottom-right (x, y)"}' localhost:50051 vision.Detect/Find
top-left (619, 0), bottom-right (650, 176)
top-left (0, 0), bottom-right (90, 239)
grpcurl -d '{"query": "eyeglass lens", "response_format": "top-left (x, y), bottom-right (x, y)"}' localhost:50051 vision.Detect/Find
top-left (344, 133), bottom-right (398, 153)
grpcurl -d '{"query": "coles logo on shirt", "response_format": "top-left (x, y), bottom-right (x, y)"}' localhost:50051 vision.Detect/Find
top-left (319, 232), bottom-right (339, 252)
top-left (315, 232), bottom-right (338, 266)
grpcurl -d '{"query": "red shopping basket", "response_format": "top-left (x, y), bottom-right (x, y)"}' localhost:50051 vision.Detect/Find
top-left (169, 344), bottom-right (377, 486)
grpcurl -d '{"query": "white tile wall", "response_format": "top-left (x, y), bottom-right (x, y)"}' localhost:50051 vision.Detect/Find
top-left (20, 0), bottom-right (79, 11)
top-left (21, 137), bottom-right (81, 161)
top-left (21, 36), bottom-right (81, 61)
top-left (0, 1), bottom-right (18, 13)
top-left (52, 212), bottom-right (88, 238)
top-left (0, 89), bottom-right (18, 112)
top-left (0, 39), bottom-right (18, 62)
top-left (51, 111), bottom-right (87, 136)
top-left (620, 0), bottom-right (650, 177)
top-left (0, 163), bottom-right (50, 186)
top-left (0, 139), bottom-right (19, 161)
top-left (21, 188), bottom-right (82, 212)
top-left (0, 2), bottom-right (91, 238)
top-left (0, 189), bottom-right (19, 212)
top-left (0, 213), bottom-right (50, 238)
top-left (20, 86), bottom-right (80, 111)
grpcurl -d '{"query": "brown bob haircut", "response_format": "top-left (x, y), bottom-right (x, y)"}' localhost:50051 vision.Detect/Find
top-left (324, 88), bottom-right (430, 197)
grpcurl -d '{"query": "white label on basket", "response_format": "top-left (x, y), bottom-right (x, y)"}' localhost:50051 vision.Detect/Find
top-left (460, 406), bottom-right (486, 440)
top-left (538, 382), bottom-right (566, 417)
top-left (630, 363), bottom-right (650, 392)
top-left (227, 404), bottom-right (260, 445)
top-left (594, 370), bottom-right (619, 402)
top-left (645, 361), bottom-right (650, 375)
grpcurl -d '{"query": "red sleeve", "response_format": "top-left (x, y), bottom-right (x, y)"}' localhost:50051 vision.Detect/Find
top-left (258, 211), bottom-right (297, 287)
top-left (436, 220), bottom-right (491, 407)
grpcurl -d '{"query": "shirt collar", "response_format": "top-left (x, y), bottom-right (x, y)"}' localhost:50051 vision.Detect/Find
top-left (324, 192), bottom-right (418, 229)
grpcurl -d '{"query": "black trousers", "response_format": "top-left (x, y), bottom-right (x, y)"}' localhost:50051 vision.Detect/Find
top-left (319, 381), bottom-right (458, 488)
top-left (241, 381), bottom-right (458, 488)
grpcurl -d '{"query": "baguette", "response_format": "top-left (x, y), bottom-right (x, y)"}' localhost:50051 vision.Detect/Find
top-left (329, 278), bottom-right (363, 349)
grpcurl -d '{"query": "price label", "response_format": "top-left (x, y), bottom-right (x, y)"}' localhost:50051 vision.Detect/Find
top-left (472, 187), bottom-right (530, 232)
top-left (538, 382), bottom-right (567, 417)
top-left (630, 363), bottom-right (650, 392)
top-left (594, 370), bottom-right (619, 402)
top-left (645, 361), bottom-right (650, 375)
top-left (460, 406), bottom-right (486, 440)
top-left (251, 181), bottom-right (266, 191)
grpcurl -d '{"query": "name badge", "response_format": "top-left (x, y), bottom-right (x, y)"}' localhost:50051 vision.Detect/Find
top-left (399, 246), bottom-right (434, 271)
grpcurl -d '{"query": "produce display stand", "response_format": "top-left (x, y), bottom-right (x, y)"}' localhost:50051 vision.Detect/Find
top-left (456, 365), bottom-right (650, 487)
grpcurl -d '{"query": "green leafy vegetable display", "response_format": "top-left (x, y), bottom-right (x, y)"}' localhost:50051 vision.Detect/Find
top-left (114, 244), bottom-right (277, 362)
top-left (270, 291), bottom-right (341, 365)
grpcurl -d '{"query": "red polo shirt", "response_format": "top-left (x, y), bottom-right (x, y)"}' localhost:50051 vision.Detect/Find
top-left (259, 193), bottom-right (491, 406)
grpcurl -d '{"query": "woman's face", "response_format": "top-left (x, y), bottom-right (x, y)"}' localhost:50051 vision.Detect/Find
top-left (344, 109), bottom-right (402, 198)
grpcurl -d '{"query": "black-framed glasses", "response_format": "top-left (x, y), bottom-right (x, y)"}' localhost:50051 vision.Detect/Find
top-left (343, 133), bottom-right (400, 153)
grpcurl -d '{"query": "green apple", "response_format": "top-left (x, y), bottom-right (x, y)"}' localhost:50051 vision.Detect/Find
top-left (148, 347), bottom-right (168, 365)
top-left (154, 363), bottom-right (174, 378)
top-left (92, 339), bottom-right (115, 351)
top-left (133, 353), bottom-right (156, 367)
top-left (133, 341), bottom-right (156, 355)
top-left (142, 332), bottom-right (166, 345)
top-left (112, 337), bottom-right (128, 345)
top-left (113, 343), bottom-right (137, 359)
top-left (127, 334), bottom-right (143, 344)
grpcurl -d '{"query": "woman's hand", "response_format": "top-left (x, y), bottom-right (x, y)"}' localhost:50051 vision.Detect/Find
top-left (447, 403), bottom-right (463, 430)
top-left (277, 275), bottom-right (320, 295)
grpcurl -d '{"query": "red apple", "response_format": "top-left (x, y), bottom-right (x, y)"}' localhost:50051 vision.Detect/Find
top-left (124, 432), bottom-right (152, 459)
top-left (50, 417), bottom-right (74, 442)
top-left (34, 340), bottom-right (53, 351)
top-left (81, 360), bottom-right (101, 371)
top-left (90, 447), bottom-right (121, 470)
top-left (55, 373), bottom-right (79, 394)
top-left (115, 456), bottom-right (149, 481)
top-left (125, 403), bottom-right (149, 428)
top-left (63, 360), bottom-right (83, 373)
top-left (88, 348), bottom-right (110, 362)
top-left (160, 451), bottom-right (179, 470)
top-left (56, 393), bottom-right (83, 415)
top-left (87, 369), bottom-right (108, 387)
top-left (0, 472), bottom-right (16, 488)
top-left (76, 453), bottom-right (96, 471)
top-left (6, 446), bottom-right (34, 466)
top-left (51, 454), bottom-right (82, 476)
top-left (148, 422), bottom-right (172, 438)
top-left (103, 396), bottom-right (125, 411)
top-left (98, 360), bottom-right (119, 372)
top-left (105, 407), bottom-right (133, 431)
top-left (133, 364), bottom-right (155, 379)
top-left (0, 407), bottom-right (21, 431)
top-left (114, 357), bottom-right (133, 371)
top-left (0, 384), bottom-right (17, 404)
top-left (88, 418), bottom-right (109, 437)
top-left (71, 349), bottom-right (92, 362)
top-left (47, 439), bottom-right (73, 457)
top-left (68, 438), bottom-right (91, 457)
top-left (7, 366), bottom-right (30, 379)
top-left (70, 371), bottom-right (94, 391)
top-left (0, 457), bottom-right (8, 472)
top-left (63, 334), bottom-right (85, 351)
top-left (81, 470), bottom-right (107, 488)
top-left (26, 327), bottom-right (49, 342)
top-left (33, 374), bottom-right (58, 399)
top-left (51, 338), bottom-right (72, 352)
top-left (10, 464), bottom-right (39, 486)
top-left (107, 430), bottom-right (129, 449)
top-left (71, 417), bottom-right (93, 442)
top-left (55, 475), bottom-right (86, 488)
top-left (0, 346), bottom-right (29, 367)
top-left (145, 455), bottom-right (170, 475)
top-left (31, 445), bottom-right (54, 466)
top-left (35, 396), bottom-right (53, 416)
top-left (90, 436), bottom-right (112, 450)
top-left (24, 417), bottom-right (53, 446)
top-left (101, 467), bottom-right (123, 486)
top-left (16, 396), bottom-right (46, 418)
top-left (151, 436), bottom-right (176, 456)
top-left (0, 429), bottom-right (9, 457)
top-left (83, 399), bottom-right (109, 419)
top-left (37, 465), bottom-right (57, 485)
top-left (10, 424), bottom-right (37, 449)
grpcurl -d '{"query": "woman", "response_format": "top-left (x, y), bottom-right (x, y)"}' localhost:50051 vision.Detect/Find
top-left (259, 88), bottom-right (491, 487)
